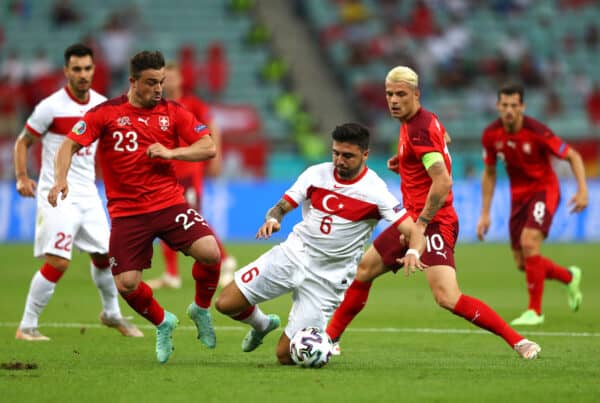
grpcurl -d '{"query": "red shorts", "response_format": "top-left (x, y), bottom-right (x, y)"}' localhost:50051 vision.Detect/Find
top-left (373, 221), bottom-right (458, 271)
top-left (509, 190), bottom-right (559, 250)
top-left (109, 203), bottom-right (214, 274)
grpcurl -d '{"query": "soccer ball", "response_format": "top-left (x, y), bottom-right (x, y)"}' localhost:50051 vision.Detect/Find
top-left (289, 327), bottom-right (332, 368)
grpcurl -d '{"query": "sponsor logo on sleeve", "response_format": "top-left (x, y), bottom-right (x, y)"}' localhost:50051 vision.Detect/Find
top-left (72, 120), bottom-right (86, 136)
top-left (194, 124), bottom-right (207, 133)
top-left (558, 142), bottom-right (566, 154)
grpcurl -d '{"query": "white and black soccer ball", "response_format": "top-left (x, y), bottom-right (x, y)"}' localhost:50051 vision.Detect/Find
top-left (289, 327), bottom-right (332, 368)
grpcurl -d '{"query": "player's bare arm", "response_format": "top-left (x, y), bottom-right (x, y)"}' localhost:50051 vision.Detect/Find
top-left (14, 128), bottom-right (39, 197)
top-left (256, 199), bottom-right (294, 239)
top-left (564, 147), bottom-right (589, 213)
top-left (205, 122), bottom-right (222, 177)
top-left (477, 164), bottom-right (497, 240)
top-left (444, 131), bottom-right (452, 144)
top-left (395, 217), bottom-right (428, 277)
top-left (418, 160), bottom-right (451, 230)
top-left (48, 138), bottom-right (82, 207)
top-left (147, 135), bottom-right (216, 161)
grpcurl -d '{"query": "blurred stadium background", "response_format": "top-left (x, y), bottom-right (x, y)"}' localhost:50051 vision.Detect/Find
top-left (0, 0), bottom-right (599, 243)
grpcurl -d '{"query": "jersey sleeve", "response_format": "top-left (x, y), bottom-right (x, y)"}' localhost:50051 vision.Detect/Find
top-left (67, 106), bottom-right (105, 147)
top-left (174, 104), bottom-right (211, 145)
top-left (407, 117), bottom-right (445, 160)
top-left (25, 98), bottom-right (53, 137)
top-left (373, 177), bottom-right (408, 223)
top-left (481, 129), bottom-right (497, 166)
top-left (538, 128), bottom-right (570, 159)
top-left (283, 166), bottom-right (314, 208)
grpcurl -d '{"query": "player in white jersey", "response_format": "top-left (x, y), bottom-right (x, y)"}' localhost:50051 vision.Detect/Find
top-left (13, 44), bottom-right (142, 341)
top-left (215, 123), bottom-right (425, 365)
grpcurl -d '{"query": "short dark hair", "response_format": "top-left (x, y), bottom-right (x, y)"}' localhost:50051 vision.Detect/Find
top-left (331, 123), bottom-right (370, 151)
top-left (130, 50), bottom-right (165, 79)
top-left (64, 43), bottom-right (93, 66)
top-left (498, 82), bottom-right (525, 103)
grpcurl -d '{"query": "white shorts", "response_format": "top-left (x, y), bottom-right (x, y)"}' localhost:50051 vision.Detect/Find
top-left (34, 195), bottom-right (109, 260)
top-left (234, 240), bottom-right (348, 339)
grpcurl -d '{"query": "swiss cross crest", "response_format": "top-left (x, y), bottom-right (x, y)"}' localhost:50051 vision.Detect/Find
top-left (117, 116), bottom-right (131, 126)
top-left (158, 116), bottom-right (170, 131)
top-left (522, 142), bottom-right (531, 154)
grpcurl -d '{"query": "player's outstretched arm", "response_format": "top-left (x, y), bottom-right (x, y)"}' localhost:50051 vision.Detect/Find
top-left (395, 217), bottom-right (427, 277)
top-left (48, 138), bottom-right (82, 207)
top-left (256, 199), bottom-right (294, 239)
top-left (564, 147), bottom-right (589, 213)
top-left (14, 128), bottom-right (39, 198)
top-left (477, 164), bottom-right (497, 240)
top-left (147, 135), bottom-right (216, 162)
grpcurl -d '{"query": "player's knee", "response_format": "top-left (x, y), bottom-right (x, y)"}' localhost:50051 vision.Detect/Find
top-left (45, 255), bottom-right (69, 272)
top-left (432, 289), bottom-right (458, 310)
top-left (115, 277), bottom-right (139, 294)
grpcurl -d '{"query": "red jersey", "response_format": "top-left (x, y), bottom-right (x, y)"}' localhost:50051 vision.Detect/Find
top-left (481, 116), bottom-right (569, 200)
top-left (172, 95), bottom-right (212, 192)
top-left (398, 108), bottom-right (457, 226)
top-left (68, 95), bottom-right (211, 218)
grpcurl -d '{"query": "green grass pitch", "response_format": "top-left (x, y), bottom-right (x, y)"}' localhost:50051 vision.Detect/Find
top-left (0, 242), bottom-right (598, 402)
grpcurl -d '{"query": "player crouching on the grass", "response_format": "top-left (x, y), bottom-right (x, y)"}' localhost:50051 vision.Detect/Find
top-left (216, 123), bottom-right (426, 365)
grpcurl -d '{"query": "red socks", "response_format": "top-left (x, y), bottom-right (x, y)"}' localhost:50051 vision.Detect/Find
top-left (121, 282), bottom-right (165, 325)
top-left (192, 261), bottom-right (221, 309)
top-left (160, 241), bottom-right (179, 277)
top-left (232, 306), bottom-right (256, 321)
top-left (453, 294), bottom-right (522, 347)
top-left (524, 255), bottom-right (572, 315)
top-left (326, 279), bottom-right (372, 341)
top-left (40, 262), bottom-right (64, 283)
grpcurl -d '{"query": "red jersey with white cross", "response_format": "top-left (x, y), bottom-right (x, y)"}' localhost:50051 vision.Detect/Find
top-left (68, 95), bottom-right (211, 218)
top-left (481, 116), bottom-right (569, 200)
top-left (397, 107), bottom-right (457, 226)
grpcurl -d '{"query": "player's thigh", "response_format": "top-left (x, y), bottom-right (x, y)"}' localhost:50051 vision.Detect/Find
top-left (159, 203), bottom-right (217, 262)
top-left (285, 274), bottom-right (341, 339)
top-left (372, 224), bottom-right (408, 272)
top-left (421, 222), bottom-right (457, 269)
top-left (109, 214), bottom-right (156, 274)
top-left (74, 198), bottom-right (110, 255)
top-left (356, 245), bottom-right (389, 281)
top-left (234, 244), bottom-right (306, 307)
top-left (34, 201), bottom-right (81, 260)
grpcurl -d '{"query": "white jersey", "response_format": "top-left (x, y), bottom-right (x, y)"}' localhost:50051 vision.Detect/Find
top-left (25, 86), bottom-right (106, 200)
top-left (282, 162), bottom-right (408, 283)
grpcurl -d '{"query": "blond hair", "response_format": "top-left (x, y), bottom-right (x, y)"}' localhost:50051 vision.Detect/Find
top-left (385, 66), bottom-right (419, 89)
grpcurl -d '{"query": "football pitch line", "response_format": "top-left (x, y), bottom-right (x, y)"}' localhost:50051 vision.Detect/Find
top-left (1, 322), bottom-right (599, 338)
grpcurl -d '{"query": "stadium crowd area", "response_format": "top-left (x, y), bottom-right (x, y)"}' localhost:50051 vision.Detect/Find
top-left (1, 0), bottom-right (599, 180)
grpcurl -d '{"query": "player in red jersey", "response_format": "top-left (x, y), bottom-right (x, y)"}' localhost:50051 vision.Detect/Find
top-left (326, 66), bottom-right (541, 359)
top-left (146, 61), bottom-right (237, 290)
top-left (477, 83), bottom-right (587, 326)
top-left (48, 50), bottom-right (220, 364)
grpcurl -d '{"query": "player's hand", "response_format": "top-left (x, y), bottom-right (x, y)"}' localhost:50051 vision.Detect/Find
top-left (16, 176), bottom-right (37, 198)
top-left (476, 214), bottom-right (490, 241)
top-left (256, 219), bottom-right (281, 240)
top-left (397, 253), bottom-right (427, 277)
top-left (568, 191), bottom-right (588, 213)
top-left (146, 143), bottom-right (173, 159)
top-left (47, 180), bottom-right (68, 207)
top-left (387, 155), bottom-right (399, 173)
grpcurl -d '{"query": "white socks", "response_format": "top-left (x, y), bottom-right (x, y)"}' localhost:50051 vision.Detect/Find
top-left (20, 271), bottom-right (56, 329)
top-left (239, 306), bottom-right (271, 332)
top-left (90, 263), bottom-right (121, 319)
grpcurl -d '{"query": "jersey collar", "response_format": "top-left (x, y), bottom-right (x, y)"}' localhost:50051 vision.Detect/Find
top-left (65, 85), bottom-right (90, 105)
top-left (333, 165), bottom-right (368, 185)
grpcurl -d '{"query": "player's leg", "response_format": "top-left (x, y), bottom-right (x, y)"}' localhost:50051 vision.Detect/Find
top-left (426, 265), bottom-right (540, 359)
top-left (216, 244), bottom-right (302, 352)
top-left (110, 212), bottom-right (177, 363)
top-left (16, 253), bottom-right (69, 341)
top-left (76, 203), bottom-right (143, 337)
top-left (326, 225), bottom-right (399, 344)
top-left (217, 234), bottom-right (237, 288)
top-left (183, 234), bottom-right (221, 348)
top-left (275, 332), bottom-right (293, 365)
top-left (17, 202), bottom-right (76, 341)
top-left (512, 227), bottom-right (546, 324)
